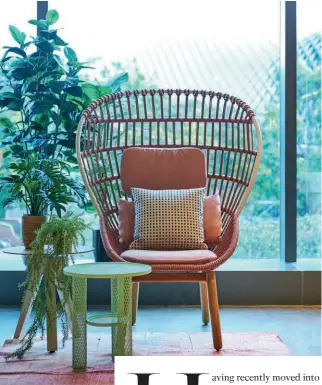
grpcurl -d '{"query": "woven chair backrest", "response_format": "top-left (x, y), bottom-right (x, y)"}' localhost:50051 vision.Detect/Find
top-left (76, 89), bottom-right (262, 233)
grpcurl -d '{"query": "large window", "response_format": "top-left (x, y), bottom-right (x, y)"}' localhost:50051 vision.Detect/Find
top-left (0, 1), bottom-right (320, 262)
top-left (297, 0), bottom-right (321, 259)
top-left (49, 0), bottom-right (281, 259)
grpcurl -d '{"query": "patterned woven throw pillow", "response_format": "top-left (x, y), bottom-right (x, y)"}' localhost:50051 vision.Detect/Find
top-left (130, 187), bottom-right (208, 250)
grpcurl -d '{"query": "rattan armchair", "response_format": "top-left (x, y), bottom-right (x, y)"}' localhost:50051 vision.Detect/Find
top-left (76, 89), bottom-right (262, 351)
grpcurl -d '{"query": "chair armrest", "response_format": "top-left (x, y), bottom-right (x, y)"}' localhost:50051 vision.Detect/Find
top-left (99, 218), bottom-right (127, 262)
top-left (212, 215), bottom-right (239, 268)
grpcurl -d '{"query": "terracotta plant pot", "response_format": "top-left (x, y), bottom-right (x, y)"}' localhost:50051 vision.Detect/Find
top-left (22, 215), bottom-right (46, 250)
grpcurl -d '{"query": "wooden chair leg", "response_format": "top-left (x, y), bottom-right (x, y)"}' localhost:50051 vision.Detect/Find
top-left (132, 282), bottom-right (139, 326)
top-left (199, 282), bottom-right (210, 325)
top-left (14, 271), bottom-right (43, 340)
top-left (206, 271), bottom-right (222, 351)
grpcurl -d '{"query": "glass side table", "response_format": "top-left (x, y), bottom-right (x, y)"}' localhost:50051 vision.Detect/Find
top-left (2, 245), bottom-right (94, 352)
top-left (63, 262), bottom-right (151, 372)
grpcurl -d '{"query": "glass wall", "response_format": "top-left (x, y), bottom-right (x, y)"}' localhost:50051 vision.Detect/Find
top-left (48, 0), bottom-right (281, 259)
top-left (0, 1), bottom-right (320, 260)
top-left (297, 0), bottom-right (321, 259)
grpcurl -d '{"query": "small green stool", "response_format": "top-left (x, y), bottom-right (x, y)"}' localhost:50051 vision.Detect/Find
top-left (63, 262), bottom-right (151, 372)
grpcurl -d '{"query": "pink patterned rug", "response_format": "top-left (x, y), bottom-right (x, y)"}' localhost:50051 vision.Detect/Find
top-left (0, 332), bottom-right (290, 385)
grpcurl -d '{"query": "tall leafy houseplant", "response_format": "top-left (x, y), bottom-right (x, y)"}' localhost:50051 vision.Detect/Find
top-left (5, 213), bottom-right (90, 360)
top-left (0, 9), bottom-right (128, 246)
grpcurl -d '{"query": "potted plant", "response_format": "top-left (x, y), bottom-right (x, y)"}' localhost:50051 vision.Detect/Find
top-left (5, 213), bottom-right (90, 360)
top-left (0, 8), bottom-right (128, 246)
top-left (0, 153), bottom-right (86, 248)
top-left (0, 9), bottom-right (128, 163)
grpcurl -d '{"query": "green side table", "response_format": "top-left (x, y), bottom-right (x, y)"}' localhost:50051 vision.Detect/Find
top-left (63, 262), bottom-right (151, 372)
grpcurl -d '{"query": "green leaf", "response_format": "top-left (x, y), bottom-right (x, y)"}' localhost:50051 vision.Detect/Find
top-left (0, 91), bottom-right (17, 99)
top-left (6, 99), bottom-right (23, 111)
top-left (20, 136), bottom-right (32, 143)
top-left (65, 76), bottom-right (80, 86)
top-left (64, 47), bottom-right (77, 63)
top-left (0, 99), bottom-right (11, 108)
top-left (29, 121), bottom-right (45, 131)
top-left (66, 155), bottom-right (78, 164)
top-left (1, 56), bottom-right (13, 63)
top-left (1, 136), bottom-right (14, 144)
top-left (42, 94), bottom-right (60, 105)
top-left (45, 144), bottom-right (56, 156)
top-left (9, 25), bottom-right (26, 46)
top-left (41, 30), bottom-right (57, 40)
top-left (64, 86), bottom-right (82, 98)
top-left (58, 139), bottom-right (75, 149)
top-left (64, 100), bottom-right (81, 112)
top-left (65, 97), bottom-right (84, 109)
top-left (0, 117), bottom-right (12, 128)
top-left (54, 35), bottom-right (67, 46)
top-left (10, 144), bottom-right (24, 155)
top-left (77, 65), bottom-right (95, 70)
top-left (2, 196), bottom-right (18, 208)
top-left (7, 57), bottom-right (25, 68)
top-left (23, 40), bottom-right (36, 48)
top-left (36, 41), bottom-right (54, 53)
top-left (7, 163), bottom-right (21, 171)
top-left (2, 151), bottom-right (11, 158)
top-left (31, 101), bottom-right (55, 114)
top-left (24, 81), bottom-right (39, 93)
top-left (11, 65), bottom-right (33, 80)
top-left (49, 80), bottom-right (66, 94)
top-left (4, 47), bottom-right (26, 58)
top-left (28, 19), bottom-right (48, 30)
top-left (83, 201), bottom-right (97, 214)
top-left (106, 71), bottom-right (128, 90)
top-left (29, 50), bottom-right (46, 60)
top-left (81, 83), bottom-right (112, 100)
top-left (38, 70), bottom-right (63, 81)
top-left (46, 10), bottom-right (59, 25)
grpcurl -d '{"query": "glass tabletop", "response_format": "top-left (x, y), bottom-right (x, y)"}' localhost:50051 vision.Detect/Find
top-left (2, 245), bottom-right (94, 256)
top-left (63, 262), bottom-right (151, 278)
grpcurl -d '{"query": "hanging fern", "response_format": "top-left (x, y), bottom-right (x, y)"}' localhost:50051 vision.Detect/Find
top-left (5, 213), bottom-right (90, 360)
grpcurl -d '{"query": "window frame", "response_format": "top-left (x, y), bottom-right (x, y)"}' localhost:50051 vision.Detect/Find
top-left (280, 0), bottom-right (297, 262)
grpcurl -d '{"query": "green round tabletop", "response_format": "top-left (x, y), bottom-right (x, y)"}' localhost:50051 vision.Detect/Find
top-left (63, 262), bottom-right (151, 279)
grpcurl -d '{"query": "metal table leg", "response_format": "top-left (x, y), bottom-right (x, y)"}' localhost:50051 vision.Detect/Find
top-left (111, 277), bottom-right (132, 357)
top-left (56, 280), bottom-right (73, 334)
top-left (72, 277), bottom-right (87, 371)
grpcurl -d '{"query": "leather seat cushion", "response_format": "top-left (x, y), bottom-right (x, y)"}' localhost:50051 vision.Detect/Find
top-left (120, 249), bottom-right (217, 264)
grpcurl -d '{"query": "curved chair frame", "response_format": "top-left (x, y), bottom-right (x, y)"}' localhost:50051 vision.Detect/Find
top-left (76, 89), bottom-right (262, 350)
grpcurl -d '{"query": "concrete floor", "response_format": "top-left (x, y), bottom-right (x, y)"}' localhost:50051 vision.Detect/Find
top-left (0, 307), bottom-right (320, 356)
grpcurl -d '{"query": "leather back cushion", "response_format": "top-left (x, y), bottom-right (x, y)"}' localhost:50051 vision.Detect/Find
top-left (120, 147), bottom-right (207, 195)
top-left (118, 193), bottom-right (222, 248)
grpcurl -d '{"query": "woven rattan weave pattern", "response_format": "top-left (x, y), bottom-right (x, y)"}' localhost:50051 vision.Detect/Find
top-left (76, 89), bottom-right (261, 272)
